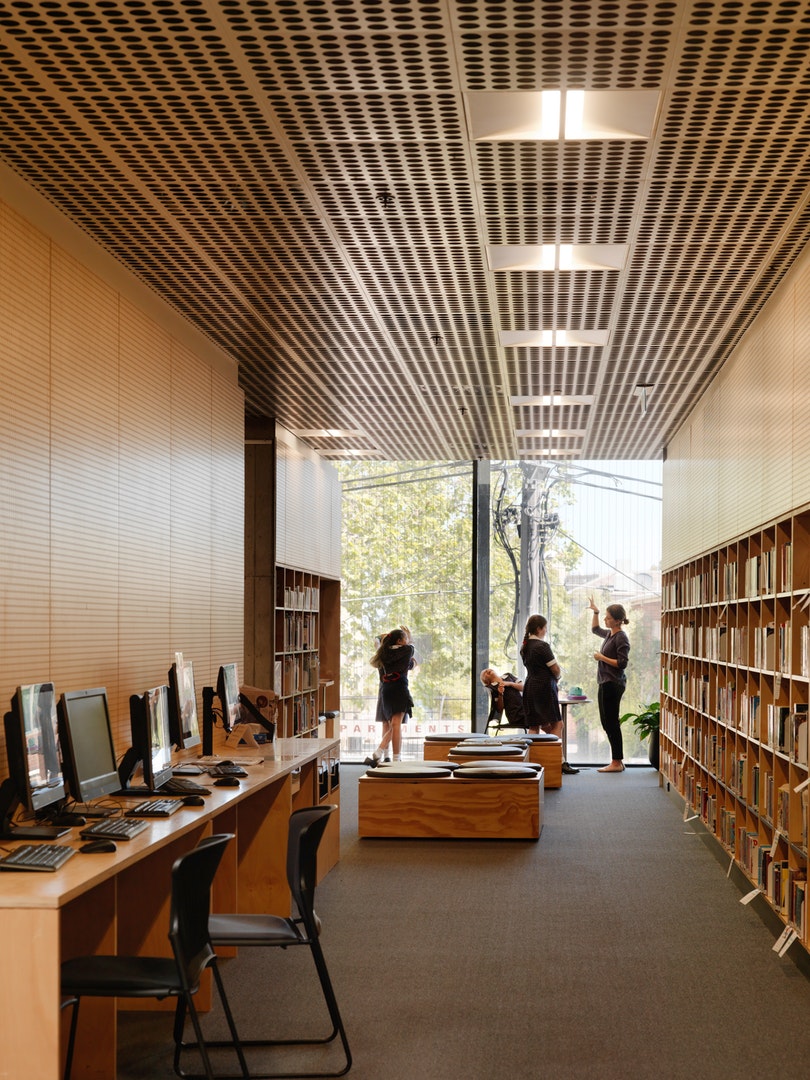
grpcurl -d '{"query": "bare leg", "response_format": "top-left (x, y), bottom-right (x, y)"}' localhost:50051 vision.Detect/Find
top-left (390, 713), bottom-right (404, 757)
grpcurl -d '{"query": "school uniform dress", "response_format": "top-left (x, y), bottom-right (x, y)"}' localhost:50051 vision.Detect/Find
top-left (379, 643), bottom-right (415, 720)
top-left (521, 638), bottom-right (562, 731)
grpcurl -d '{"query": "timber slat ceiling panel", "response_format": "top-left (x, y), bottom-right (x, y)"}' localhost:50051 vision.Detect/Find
top-left (2, 0), bottom-right (810, 461)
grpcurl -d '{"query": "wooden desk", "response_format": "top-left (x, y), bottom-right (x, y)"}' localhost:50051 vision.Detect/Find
top-left (0, 736), bottom-right (340, 1080)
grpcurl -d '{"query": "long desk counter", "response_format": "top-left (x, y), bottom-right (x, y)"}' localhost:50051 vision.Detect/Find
top-left (0, 736), bottom-right (340, 1080)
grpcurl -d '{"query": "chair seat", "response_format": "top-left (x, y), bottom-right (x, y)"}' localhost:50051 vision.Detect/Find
top-left (209, 912), bottom-right (304, 947)
top-left (61, 955), bottom-right (181, 997)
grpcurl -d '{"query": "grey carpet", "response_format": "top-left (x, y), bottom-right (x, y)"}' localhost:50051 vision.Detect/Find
top-left (118, 765), bottom-right (810, 1079)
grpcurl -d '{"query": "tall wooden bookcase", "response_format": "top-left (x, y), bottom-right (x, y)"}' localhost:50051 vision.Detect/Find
top-left (660, 506), bottom-right (810, 950)
top-left (274, 566), bottom-right (340, 739)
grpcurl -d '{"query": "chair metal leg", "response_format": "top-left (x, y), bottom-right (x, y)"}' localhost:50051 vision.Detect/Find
top-left (61, 997), bottom-right (81, 1080)
top-left (189, 942), bottom-right (351, 1079)
top-left (173, 965), bottom-right (249, 1080)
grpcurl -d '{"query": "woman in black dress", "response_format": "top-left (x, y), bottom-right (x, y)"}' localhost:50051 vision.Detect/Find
top-left (366, 626), bottom-right (416, 765)
top-left (519, 614), bottom-right (563, 736)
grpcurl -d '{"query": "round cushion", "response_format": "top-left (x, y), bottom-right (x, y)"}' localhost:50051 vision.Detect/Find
top-left (450, 759), bottom-right (541, 771)
top-left (376, 759), bottom-right (459, 771)
top-left (449, 744), bottom-right (525, 757)
top-left (452, 766), bottom-right (539, 779)
top-left (364, 765), bottom-right (454, 779)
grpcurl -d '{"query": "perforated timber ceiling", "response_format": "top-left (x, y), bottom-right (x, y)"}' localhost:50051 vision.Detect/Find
top-left (1, 0), bottom-right (810, 461)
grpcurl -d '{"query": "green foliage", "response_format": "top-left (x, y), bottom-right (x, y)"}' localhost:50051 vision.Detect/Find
top-left (337, 461), bottom-right (474, 721)
top-left (619, 700), bottom-right (661, 740)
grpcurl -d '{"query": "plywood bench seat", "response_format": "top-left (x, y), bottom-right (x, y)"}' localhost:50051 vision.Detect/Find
top-left (358, 766), bottom-right (544, 840)
top-left (423, 734), bottom-right (563, 790)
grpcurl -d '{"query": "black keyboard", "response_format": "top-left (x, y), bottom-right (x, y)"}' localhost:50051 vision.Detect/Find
top-left (207, 764), bottom-right (248, 778)
top-left (0, 844), bottom-right (76, 872)
top-left (159, 776), bottom-right (211, 796)
top-left (71, 803), bottom-right (117, 818)
top-left (80, 817), bottom-right (149, 840)
top-left (125, 798), bottom-right (181, 818)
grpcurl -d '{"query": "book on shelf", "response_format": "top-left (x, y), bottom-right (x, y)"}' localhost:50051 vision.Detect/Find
top-left (767, 704), bottom-right (790, 752)
top-left (790, 704), bottom-right (809, 764)
top-left (776, 783), bottom-right (791, 834)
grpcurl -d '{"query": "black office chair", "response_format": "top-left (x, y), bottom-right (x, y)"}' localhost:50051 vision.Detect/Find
top-left (60, 834), bottom-right (249, 1080)
top-left (206, 804), bottom-right (351, 1078)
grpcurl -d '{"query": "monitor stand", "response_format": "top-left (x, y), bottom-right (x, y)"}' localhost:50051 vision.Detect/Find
top-left (113, 746), bottom-right (159, 797)
top-left (0, 778), bottom-right (70, 840)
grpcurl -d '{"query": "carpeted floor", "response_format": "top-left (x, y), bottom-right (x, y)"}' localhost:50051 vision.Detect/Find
top-left (119, 765), bottom-right (810, 1079)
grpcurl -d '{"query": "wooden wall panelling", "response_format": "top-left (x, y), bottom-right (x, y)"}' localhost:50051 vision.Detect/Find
top-left (792, 257), bottom-right (810, 507)
top-left (49, 250), bottom-right (123, 734)
top-left (209, 368), bottom-right (245, 678)
top-left (761, 287), bottom-right (795, 526)
top-left (118, 300), bottom-right (172, 729)
top-left (274, 424), bottom-right (340, 579)
top-left (0, 196), bottom-right (244, 769)
top-left (665, 242), bottom-right (810, 570)
top-left (0, 205), bottom-right (52, 709)
top-left (169, 342), bottom-right (215, 694)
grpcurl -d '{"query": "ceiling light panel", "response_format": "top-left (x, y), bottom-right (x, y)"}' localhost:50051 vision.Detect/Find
top-left (465, 90), bottom-right (659, 142)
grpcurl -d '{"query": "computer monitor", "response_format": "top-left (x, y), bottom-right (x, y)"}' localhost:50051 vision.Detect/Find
top-left (168, 653), bottom-right (201, 751)
top-left (1, 682), bottom-right (68, 838)
top-left (58, 687), bottom-right (121, 804)
top-left (126, 685), bottom-right (174, 791)
top-left (217, 663), bottom-right (241, 732)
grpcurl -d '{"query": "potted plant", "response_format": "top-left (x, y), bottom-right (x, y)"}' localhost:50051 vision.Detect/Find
top-left (620, 700), bottom-right (661, 769)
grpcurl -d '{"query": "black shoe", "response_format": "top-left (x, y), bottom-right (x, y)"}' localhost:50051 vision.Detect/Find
top-left (562, 761), bottom-right (580, 775)
top-left (364, 756), bottom-right (379, 767)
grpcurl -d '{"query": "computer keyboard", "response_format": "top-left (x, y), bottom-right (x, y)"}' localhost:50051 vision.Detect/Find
top-left (160, 776), bottom-right (211, 796)
top-left (124, 798), bottom-right (182, 818)
top-left (207, 764), bottom-right (248, 778)
top-left (80, 817), bottom-right (149, 840)
top-left (0, 843), bottom-right (77, 872)
top-left (70, 803), bottom-right (117, 818)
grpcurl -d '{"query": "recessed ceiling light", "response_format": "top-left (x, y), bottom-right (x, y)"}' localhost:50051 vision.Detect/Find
top-left (500, 330), bottom-right (609, 348)
top-left (488, 244), bottom-right (628, 272)
top-left (465, 90), bottom-right (659, 142)
top-left (510, 395), bottom-right (595, 407)
top-left (295, 429), bottom-right (366, 438)
top-left (515, 429), bottom-right (585, 438)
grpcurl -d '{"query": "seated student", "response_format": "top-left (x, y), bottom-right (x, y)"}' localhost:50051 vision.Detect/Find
top-left (480, 666), bottom-right (563, 737)
top-left (480, 667), bottom-right (527, 731)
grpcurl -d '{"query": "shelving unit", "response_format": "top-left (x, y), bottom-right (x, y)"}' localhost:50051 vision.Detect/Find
top-left (660, 507), bottom-right (810, 952)
top-left (274, 566), bottom-right (340, 740)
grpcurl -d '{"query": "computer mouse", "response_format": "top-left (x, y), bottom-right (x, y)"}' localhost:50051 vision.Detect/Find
top-left (182, 795), bottom-right (206, 807)
top-left (214, 776), bottom-right (240, 787)
top-left (218, 760), bottom-right (234, 767)
top-left (80, 839), bottom-right (117, 854)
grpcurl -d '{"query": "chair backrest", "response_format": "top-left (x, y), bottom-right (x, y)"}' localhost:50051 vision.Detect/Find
top-left (286, 806), bottom-right (336, 930)
top-left (169, 833), bottom-right (234, 986)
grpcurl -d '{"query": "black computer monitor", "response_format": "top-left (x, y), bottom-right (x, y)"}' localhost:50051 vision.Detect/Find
top-left (126, 685), bottom-right (174, 791)
top-left (217, 663), bottom-right (241, 732)
top-left (168, 653), bottom-right (201, 751)
top-left (1, 682), bottom-right (68, 838)
top-left (58, 687), bottom-right (121, 804)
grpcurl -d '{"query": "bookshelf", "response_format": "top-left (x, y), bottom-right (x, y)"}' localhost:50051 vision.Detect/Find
top-left (661, 507), bottom-right (810, 951)
top-left (244, 420), bottom-right (341, 744)
top-left (274, 565), bottom-right (340, 740)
